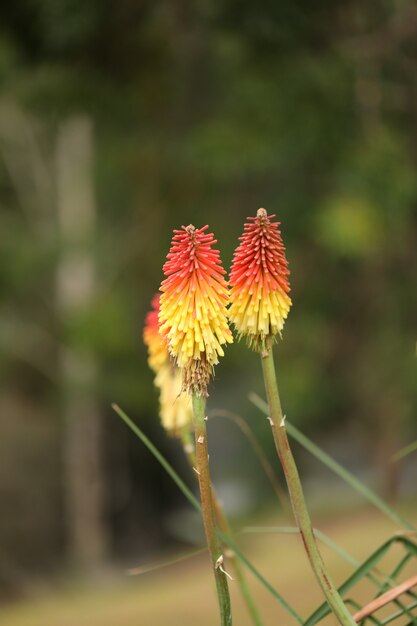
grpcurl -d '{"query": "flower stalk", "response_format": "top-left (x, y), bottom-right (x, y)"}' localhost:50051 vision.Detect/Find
top-left (192, 394), bottom-right (232, 626)
top-left (180, 428), bottom-right (265, 626)
top-left (260, 341), bottom-right (356, 626)
top-left (158, 224), bottom-right (234, 624)
top-left (229, 209), bottom-right (355, 625)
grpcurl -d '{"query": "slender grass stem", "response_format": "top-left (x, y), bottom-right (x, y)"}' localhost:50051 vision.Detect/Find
top-left (192, 393), bottom-right (232, 626)
top-left (113, 403), bottom-right (301, 622)
top-left (180, 428), bottom-right (265, 626)
top-left (260, 344), bottom-right (356, 626)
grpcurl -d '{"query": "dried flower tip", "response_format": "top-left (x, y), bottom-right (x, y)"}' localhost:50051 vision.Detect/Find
top-left (229, 208), bottom-right (292, 350)
top-left (159, 224), bottom-right (233, 396)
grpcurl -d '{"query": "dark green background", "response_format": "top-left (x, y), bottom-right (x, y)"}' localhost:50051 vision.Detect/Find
top-left (0, 0), bottom-right (416, 589)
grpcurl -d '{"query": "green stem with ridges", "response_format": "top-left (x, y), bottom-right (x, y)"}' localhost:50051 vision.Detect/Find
top-left (260, 344), bottom-right (356, 626)
top-left (192, 393), bottom-right (232, 626)
top-left (180, 427), bottom-right (265, 626)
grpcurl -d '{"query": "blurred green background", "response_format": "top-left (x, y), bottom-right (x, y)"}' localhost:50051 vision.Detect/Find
top-left (0, 1), bottom-right (416, 623)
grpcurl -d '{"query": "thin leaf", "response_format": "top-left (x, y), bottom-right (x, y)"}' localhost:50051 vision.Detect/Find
top-left (304, 536), bottom-right (417, 626)
top-left (243, 526), bottom-right (415, 600)
top-left (112, 403), bottom-right (201, 512)
top-left (127, 547), bottom-right (207, 576)
top-left (113, 403), bottom-right (301, 622)
top-left (216, 529), bottom-right (303, 624)
top-left (391, 440), bottom-right (417, 463)
top-left (380, 600), bottom-right (417, 625)
top-left (352, 574), bottom-right (417, 624)
top-left (209, 408), bottom-right (288, 511)
top-left (249, 393), bottom-right (415, 532)
top-left (242, 526), bottom-right (360, 569)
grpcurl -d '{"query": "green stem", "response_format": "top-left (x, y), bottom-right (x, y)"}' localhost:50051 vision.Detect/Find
top-left (260, 345), bottom-right (356, 626)
top-left (192, 394), bottom-right (232, 626)
top-left (180, 428), bottom-right (265, 626)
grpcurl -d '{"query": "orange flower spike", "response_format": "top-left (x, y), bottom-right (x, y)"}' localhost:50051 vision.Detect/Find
top-left (229, 208), bottom-right (292, 350)
top-left (159, 224), bottom-right (233, 396)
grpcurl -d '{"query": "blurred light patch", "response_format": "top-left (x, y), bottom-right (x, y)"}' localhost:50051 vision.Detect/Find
top-left (315, 196), bottom-right (384, 258)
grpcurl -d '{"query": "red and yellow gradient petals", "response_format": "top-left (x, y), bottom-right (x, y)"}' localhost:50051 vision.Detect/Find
top-left (229, 208), bottom-right (292, 349)
top-left (159, 225), bottom-right (233, 395)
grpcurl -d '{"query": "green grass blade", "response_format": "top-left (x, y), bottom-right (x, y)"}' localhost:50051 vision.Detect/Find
top-left (243, 526), bottom-right (417, 601)
top-left (242, 526), bottom-right (360, 569)
top-left (380, 600), bottom-right (417, 626)
top-left (249, 393), bottom-right (415, 531)
top-left (112, 403), bottom-right (201, 512)
top-left (126, 547), bottom-right (207, 576)
top-left (391, 440), bottom-right (417, 463)
top-left (217, 530), bottom-right (303, 624)
top-left (209, 408), bottom-right (288, 510)
top-left (303, 536), bottom-right (413, 626)
top-left (313, 529), bottom-right (360, 568)
top-left (113, 403), bottom-right (301, 623)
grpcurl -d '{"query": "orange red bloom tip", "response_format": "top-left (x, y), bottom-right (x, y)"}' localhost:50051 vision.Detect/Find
top-left (159, 224), bottom-right (233, 396)
top-left (229, 208), bottom-right (292, 350)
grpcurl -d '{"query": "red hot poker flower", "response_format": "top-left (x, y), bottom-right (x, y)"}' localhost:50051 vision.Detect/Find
top-left (159, 224), bottom-right (233, 396)
top-left (229, 208), bottom-right (292, 349)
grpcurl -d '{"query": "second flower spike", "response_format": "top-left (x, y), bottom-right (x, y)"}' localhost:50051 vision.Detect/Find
top-left (159, 224), bottom-right (233, 397)
top-left (229, 208), bottom-right (292, 350)
top-left (143, 294), bottom-right (192, 435)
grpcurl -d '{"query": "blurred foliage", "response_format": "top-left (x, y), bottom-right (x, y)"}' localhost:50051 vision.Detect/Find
top-left (0, 0), bottom-right (416, 582)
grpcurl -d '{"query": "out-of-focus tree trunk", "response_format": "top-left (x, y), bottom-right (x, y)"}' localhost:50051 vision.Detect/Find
top-left (55, 117), bottom-right (108, 571)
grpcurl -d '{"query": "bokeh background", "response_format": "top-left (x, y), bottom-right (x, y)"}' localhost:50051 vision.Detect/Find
top-left (0, 1), bottom-right (416, 624)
